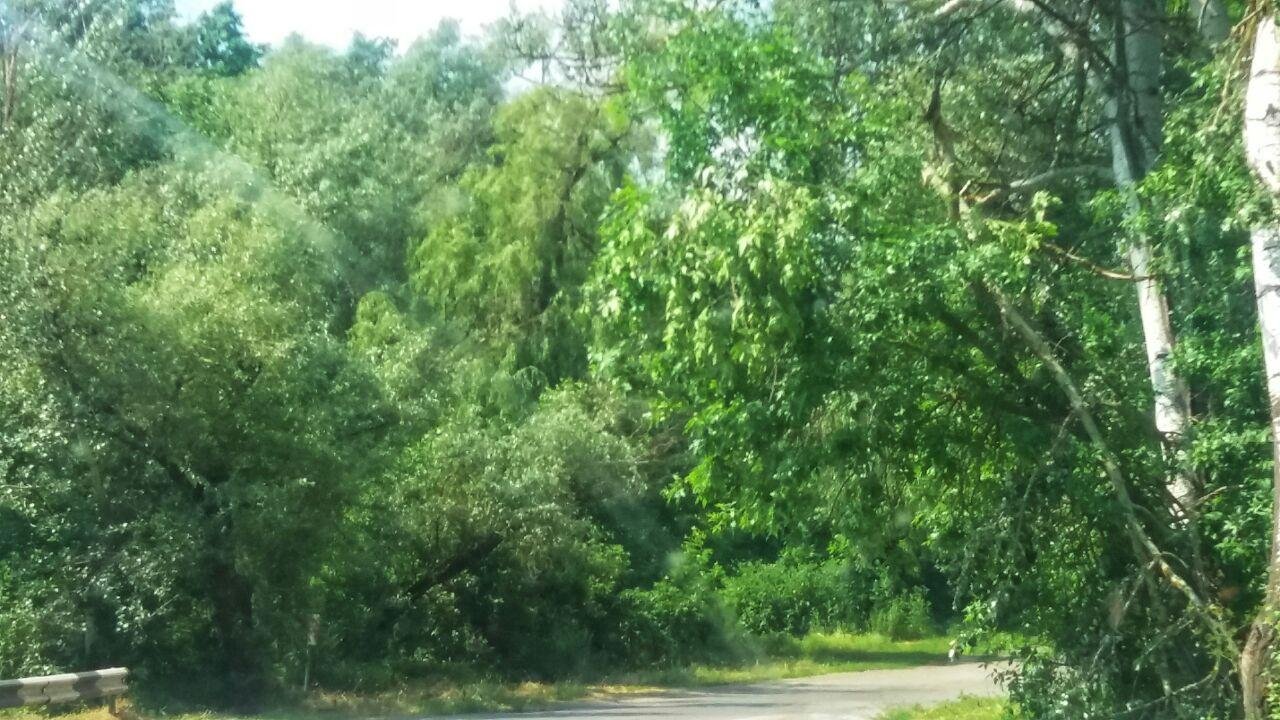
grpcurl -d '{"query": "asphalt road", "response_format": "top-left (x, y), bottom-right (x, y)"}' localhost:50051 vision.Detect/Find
top-left (443, 662), bottom-right (1001, 720)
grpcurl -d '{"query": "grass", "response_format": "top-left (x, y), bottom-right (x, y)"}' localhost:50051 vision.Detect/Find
top-left (0, 682), bottom-right (597, 720)
top-left (620, 631), bottom-right (955, 686)
top-left (878, 696), bottom-right (1010, 720)
top-left (0, 632), bottom-right (971, 720)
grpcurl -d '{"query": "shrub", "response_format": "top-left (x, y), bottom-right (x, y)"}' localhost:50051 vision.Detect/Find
top-left (610, 577), bottom-right (735, 667)
top-left (719, 560), bottom-right (868, 636)
top-left (868, 589), bottom-right (933, 640)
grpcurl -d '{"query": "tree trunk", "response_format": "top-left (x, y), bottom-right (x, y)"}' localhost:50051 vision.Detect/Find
top-left (1109, 0), bottom-right (1198, 511)
top-left (1190, 0), bottom-right (1230, 46)
top-left (210, 553), bottom-right (263, 711)
top-left (1242, 16), bottom-right (1280, 719)
top-left (0, 19), bottom-right (23, 130)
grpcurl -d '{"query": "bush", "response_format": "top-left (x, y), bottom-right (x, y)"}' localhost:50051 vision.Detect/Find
top-left (868, 589), bottom-right (933, 640)
top-left (610, 577), bottom-right (736, 667)
top-left (719, 560), bottom-right (868, 636)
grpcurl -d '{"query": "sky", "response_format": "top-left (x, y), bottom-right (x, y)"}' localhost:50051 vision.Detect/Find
top-left (174, 0), bottom-right (565, 50)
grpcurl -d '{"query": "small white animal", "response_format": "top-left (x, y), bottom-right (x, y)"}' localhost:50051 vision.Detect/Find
top-left (948, 641), bottom-right (960, 663)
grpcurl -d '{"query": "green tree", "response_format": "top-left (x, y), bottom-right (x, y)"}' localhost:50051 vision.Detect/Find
top-left (0, 165), bottom-right (389, 705)
top-left (184, 1), bottom-right (261, 77)
top-left (414, 87), bottom-right (636, 383)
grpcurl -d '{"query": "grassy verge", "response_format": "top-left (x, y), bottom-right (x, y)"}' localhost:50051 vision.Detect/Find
top-left (0, 632), bottom-right (965, 720)
top-left (620, 632), bottom-right (954, 686)
top-left (878, 696), bottom-right (1010, 720)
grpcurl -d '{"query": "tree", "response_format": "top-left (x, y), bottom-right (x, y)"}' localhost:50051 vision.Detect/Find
top-left (414, 87), bottom-right (635, 384)
top-left (184, 1), bottom-right (261, 76)
top-left (589, 1), bottom-right (1268, 714)
top-left (0, 164), bottom-right (390, 704)
top-left (1242, 11), bottom-right (1280, 716)
top-left (8, 0), bottom-right (1280, 715)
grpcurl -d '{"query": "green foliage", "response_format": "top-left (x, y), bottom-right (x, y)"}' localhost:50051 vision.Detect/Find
top-left (315, 384), bottom-right (683, 683)
top-left (3, 1), bottom-right (1277, 718)
top-left (588, 10), bottom-right (922, 540)
top-left (184, 2), bottom-right (262, 77)
top-left (720, 560), bottom-right (868, 636)
top-left (413, 87), bottom-right (636, 382)
top-left (868, 591), bottom-right (934, 642)
top-left (0, 163), bottom-right (384, 703)
top-left (612, 577), bottom-right (735, 668)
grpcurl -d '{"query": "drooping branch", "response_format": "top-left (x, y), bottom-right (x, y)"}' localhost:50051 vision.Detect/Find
top-left (534, 114), bottom-right (628, 317)
top-left (991, 287), bottom-right (1236, 658)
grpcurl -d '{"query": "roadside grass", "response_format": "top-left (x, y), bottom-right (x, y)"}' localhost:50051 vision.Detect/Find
top-left (622, 632), bottom-right (955, 686)
top-left (878, 696), bottom-right (1010, 720)
top-left (0, 631), bottom-right (976, 720)
top-left (0, 682), bottom-right (591, 720)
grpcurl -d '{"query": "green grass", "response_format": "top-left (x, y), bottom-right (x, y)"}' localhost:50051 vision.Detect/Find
top-left (0, 632), bottom-right (968, 720)
top-left (878, 696), bottom-right (1010, 720)
top-left (620, 632), bottom-right (955, 686)
top-left (0, 681), bottom-right (596, 720)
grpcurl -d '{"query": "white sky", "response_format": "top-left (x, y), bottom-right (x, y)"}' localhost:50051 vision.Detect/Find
top-left (174, 0), bottom-right (565, 49)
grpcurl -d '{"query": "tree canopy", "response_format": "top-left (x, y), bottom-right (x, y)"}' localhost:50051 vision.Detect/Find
top-left (7, 0), bottom-right (1280, 718)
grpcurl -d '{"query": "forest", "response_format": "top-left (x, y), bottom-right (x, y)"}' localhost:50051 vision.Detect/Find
top-left (7, 0), bottom-right (1280, 717)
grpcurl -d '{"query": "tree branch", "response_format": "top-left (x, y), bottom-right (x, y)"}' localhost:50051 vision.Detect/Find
top-left (1040, 240), bottom-right (1141, 281)
top-left (975, 165), bottom-right (1114, 205)
top-left (991, 287), bottom-right (1238, 661)
top-left (373, 535), bottom-right (504, 637)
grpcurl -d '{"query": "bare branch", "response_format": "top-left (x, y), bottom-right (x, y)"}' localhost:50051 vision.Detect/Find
top-left (935, 0), bottom-right (967, 18)
top-left (1040, 240), bottom-right (1141, 281)
top-left (975, 165), bottom-right (1113, 205)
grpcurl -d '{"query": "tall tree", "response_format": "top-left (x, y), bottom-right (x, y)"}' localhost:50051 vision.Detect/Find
top-left (1242, 11), bottom-right (1280, 717)
top-left (1107, 0), bottom-right (1199, 511)
top-left (184, 1), bottom-right (261, 76)
top-left (1191, 0), bottom-right (1232, 44)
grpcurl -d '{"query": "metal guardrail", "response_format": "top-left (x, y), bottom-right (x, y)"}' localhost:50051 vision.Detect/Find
top-left (0, 668), bottom-right (129, 710)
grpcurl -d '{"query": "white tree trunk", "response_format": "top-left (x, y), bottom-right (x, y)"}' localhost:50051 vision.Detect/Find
top-left (1248, 17), bottom-right (1280, 199)
top-left (1190, 0), bottom-right (1230, 46)
top-left (1242, 16), bottom-right (1280, 719)
top-left (1109, 0), bottom-right (1197, 510)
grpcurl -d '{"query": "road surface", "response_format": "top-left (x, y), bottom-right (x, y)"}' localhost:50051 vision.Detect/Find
top-left (443, 662), bottom-right (1002, 720)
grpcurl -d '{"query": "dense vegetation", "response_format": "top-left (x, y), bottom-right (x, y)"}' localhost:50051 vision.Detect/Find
top-left (9, 0), bottom-right (1280, 717)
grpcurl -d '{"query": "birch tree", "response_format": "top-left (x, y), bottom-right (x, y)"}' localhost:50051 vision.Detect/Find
top-left (1105, 0), bottom-right (1200, 511)
top-left (1191, 0), bottom-right (1232, 44)
top-left (1242, 13), bottom-right (1280, 717)
top-left (935, 0), bottom-right (1200, 512)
